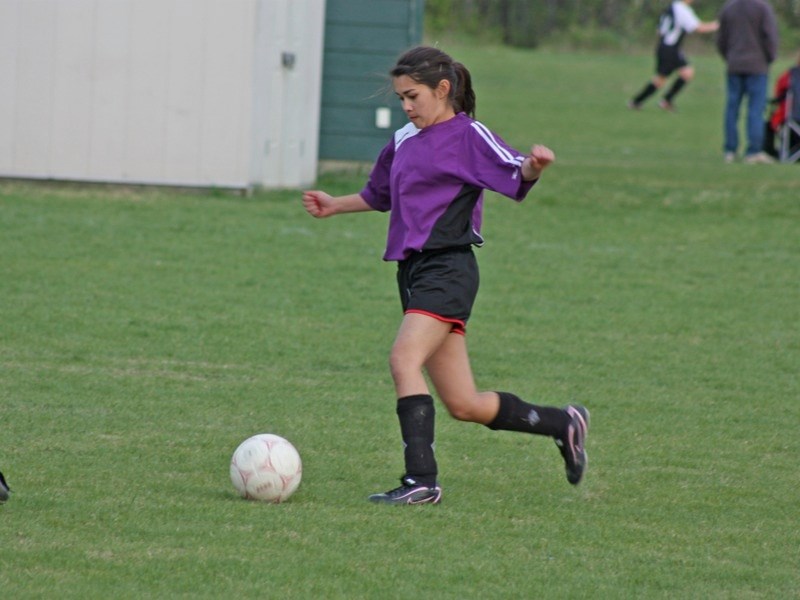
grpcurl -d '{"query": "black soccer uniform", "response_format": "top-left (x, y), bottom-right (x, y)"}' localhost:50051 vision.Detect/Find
top-left (656, 1), bottom-right (701, 76)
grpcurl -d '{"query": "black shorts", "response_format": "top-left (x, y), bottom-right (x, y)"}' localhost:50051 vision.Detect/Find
top-left (656, 44), bottom-right (688, 77)
top-left (396, 247), bottom-right (479, 335)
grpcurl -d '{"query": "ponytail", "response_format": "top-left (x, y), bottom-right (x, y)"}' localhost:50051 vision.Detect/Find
top-left (452, 62), bottom-right (476, 118)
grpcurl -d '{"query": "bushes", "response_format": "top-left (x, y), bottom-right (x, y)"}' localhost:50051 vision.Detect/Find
top-left (425, 0), bottom-right (800, 50)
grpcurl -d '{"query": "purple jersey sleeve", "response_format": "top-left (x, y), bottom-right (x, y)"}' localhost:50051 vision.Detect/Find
top-left (463, 120), bottom-right (536, 201)
top-left (359, 141), bottom-right (394, 212)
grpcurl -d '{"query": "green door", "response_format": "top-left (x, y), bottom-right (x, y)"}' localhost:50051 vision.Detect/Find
top-left (319, 0), bottom-right (424, 161)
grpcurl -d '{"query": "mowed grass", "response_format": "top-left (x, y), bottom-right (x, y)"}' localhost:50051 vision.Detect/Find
top-left (2, 45), bottom-right (799, 598)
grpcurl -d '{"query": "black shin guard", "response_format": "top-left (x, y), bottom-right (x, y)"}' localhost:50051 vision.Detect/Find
top-left (486, 392), bottom-right (568, 437)
top-left (633, 82), bottom-right (658, 105)
top-left (397, 394), bottom-right (437, 486)
top-left (664, 77), bottom-right (687, 102)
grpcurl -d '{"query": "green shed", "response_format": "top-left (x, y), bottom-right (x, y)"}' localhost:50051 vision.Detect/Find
top-left (319, 0), bottom-right (424, 162)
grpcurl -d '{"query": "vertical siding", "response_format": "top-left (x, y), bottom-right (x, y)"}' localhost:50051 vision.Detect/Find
top-left (318, 0), bottom-right (423, 161)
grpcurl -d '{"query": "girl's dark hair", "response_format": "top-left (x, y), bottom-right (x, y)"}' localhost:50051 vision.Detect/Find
top-left (390, 46), bottom-right (476, 118)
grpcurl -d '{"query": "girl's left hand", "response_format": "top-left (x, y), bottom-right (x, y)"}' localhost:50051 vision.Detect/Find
top-left (522, 144), bottom-right (555, 181)
top-left (529, 144), bottom-right (555, 171)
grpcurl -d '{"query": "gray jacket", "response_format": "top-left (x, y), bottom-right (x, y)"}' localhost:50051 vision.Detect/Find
top-left (717, 0), bottom-right (779, 74)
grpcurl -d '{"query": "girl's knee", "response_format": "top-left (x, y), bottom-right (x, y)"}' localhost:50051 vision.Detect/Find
top-left (389, 348), bottom-right (413, 379)
top-left (442, 400), bottom-right (481, 423)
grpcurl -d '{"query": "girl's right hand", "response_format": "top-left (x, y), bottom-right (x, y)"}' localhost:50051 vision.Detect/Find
top-left (302, 190), bottom-right (336, 218)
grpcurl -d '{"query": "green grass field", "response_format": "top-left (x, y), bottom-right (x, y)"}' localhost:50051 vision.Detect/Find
top-left (2, 46), bottom-right (799, 598)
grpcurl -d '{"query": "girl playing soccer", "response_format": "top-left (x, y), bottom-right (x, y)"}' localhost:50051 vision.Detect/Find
top-left (302, 46), bottom-right (588, 505)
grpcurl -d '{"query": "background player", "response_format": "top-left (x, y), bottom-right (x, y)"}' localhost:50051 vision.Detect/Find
top-left (629, 0), bottom-right (718, 111)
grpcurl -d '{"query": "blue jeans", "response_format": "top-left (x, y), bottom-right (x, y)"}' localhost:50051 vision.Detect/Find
top-left (724, 73), bottom-right (768, 156)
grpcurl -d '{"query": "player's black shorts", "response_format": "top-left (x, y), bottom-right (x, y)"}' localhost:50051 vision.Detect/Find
top-left (656, 44), bottom-right (689, 76)
top-left (396, 246), bottom-right (479, 335)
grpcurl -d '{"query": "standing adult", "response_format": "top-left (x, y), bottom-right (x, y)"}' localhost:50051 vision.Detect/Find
top-left (629, 0), bottom-right (718, 112)
top-left (717, 0), bottom-right (780, 163)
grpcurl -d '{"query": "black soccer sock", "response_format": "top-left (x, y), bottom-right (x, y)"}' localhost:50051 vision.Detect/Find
top-left (664, 77), bottom-right (687, 102)
top-left (486, 392), bottom-right (569, 437)
top-left (632, 82), bottom-right (658, 105)
top-left (397, 394), bottom-right (437, 487)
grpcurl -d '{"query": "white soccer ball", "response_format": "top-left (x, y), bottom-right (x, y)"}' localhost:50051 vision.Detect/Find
top-left (230, 434), bottom-right (302, 503)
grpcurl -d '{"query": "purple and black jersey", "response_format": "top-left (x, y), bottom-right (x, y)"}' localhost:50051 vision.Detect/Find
top-left (360, 112), bottom-right (536, 261)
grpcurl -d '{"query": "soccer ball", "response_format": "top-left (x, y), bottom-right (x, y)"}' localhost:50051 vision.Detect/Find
top-left (229, 434), bottom-right (302, 503)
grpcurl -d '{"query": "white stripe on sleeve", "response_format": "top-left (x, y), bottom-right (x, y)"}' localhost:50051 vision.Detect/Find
top-left (470, 121), bottom-right (524, 167)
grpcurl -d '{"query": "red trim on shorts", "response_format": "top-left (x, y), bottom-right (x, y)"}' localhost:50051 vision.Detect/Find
top-left (405, 309), bottom-right (467, 335)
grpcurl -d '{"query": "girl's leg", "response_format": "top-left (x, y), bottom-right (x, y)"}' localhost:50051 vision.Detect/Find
top-left (425, 333), bottom-right (568, 435)
top-left (630, 74), bottom-right (667, 107)
top-left (423, 331), bottom-right (497, 424)
top-left (662, 65), bottom-right (694, 107)
top-left (677, 65), bottom-right (695, 82)
top-left (425, 332), bottom-right (589, 485)
top-left (389, 312), bottom-right (453, 398)
top-left (368, 313), bottom-right (452, 504)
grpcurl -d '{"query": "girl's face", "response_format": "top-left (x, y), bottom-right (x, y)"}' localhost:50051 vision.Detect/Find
top-left (393, 75), bottom-right (455, 129)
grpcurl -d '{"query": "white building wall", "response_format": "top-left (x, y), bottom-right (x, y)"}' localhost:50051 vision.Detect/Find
top-left (252, 0), bottom-right (325, 188)
top-left (0, 0), bottom-right (325, 189)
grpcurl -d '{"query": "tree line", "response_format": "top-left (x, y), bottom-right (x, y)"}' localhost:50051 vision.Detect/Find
top-left (425, 0), bottom-right (800, 48)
